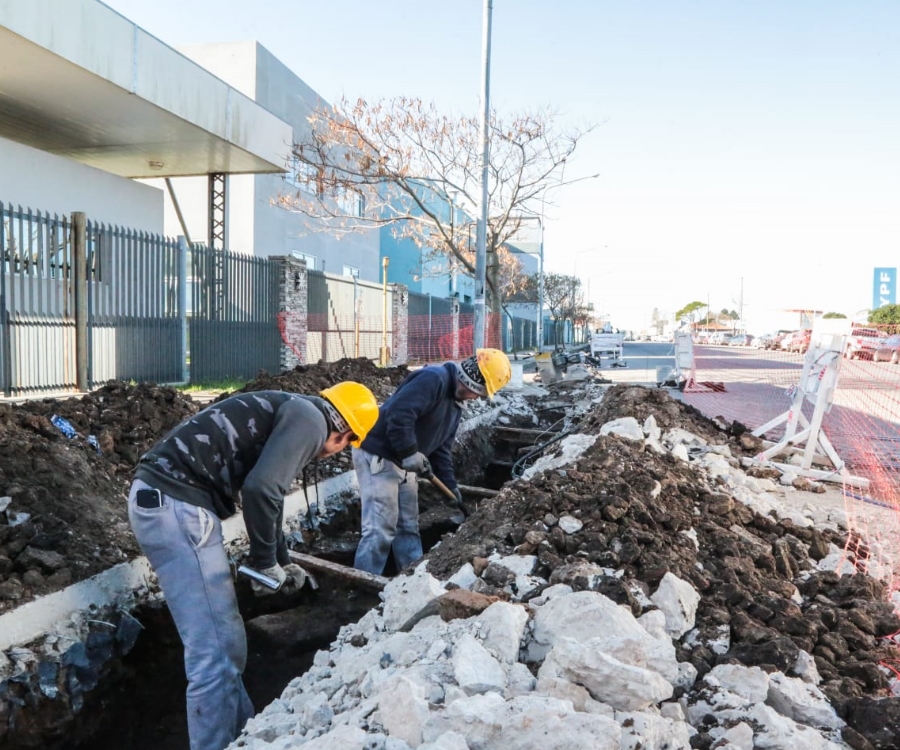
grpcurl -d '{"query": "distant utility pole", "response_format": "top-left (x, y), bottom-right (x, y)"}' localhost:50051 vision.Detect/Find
top-left (473, 0), bottom-right (492, 351)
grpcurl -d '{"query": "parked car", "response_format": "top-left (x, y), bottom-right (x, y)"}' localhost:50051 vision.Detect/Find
top-left (729, 334), bottom-right (754, 347)
top-left (844, 327), bottom-right (886, 360)
top-left (782, 329), bottom-right (812, 354)
top-left (708, 331), bottom-right (730, 345)
top-left (762, 330), bottom-right (792, 350)
top-left (873, 333), bottom-right (900, 363)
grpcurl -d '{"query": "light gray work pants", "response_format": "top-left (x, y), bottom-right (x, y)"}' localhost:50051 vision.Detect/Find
top-left (128, 479), bottom-right (254, 750)
top-left (352, 448), bottom-right (423, 575)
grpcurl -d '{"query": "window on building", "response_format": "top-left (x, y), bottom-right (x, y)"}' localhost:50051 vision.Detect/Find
top-left (292, 251), bottom-right (318, 269)
top-left (283, 157), bottom-right (320, 193)
top-left (333, 186), bottom-right (364, 217)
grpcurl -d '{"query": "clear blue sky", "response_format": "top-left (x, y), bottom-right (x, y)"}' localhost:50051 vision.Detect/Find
top-left (104, 0), bottom-right (900, 332)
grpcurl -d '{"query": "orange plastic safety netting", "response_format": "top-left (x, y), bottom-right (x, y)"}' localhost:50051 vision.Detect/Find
top-left (408, 312), bottom-right (503, 363)
top-left (276, 311), bottom-right (505, 366)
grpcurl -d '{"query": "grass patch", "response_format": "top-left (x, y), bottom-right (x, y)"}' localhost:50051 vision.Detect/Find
top-left (178, 379), bottom-right (245, 394)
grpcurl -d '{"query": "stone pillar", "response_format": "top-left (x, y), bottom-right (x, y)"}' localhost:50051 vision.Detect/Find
top-left (450, 297), bottom-right (461, 360)
top-left (390, 283), bottom-right (408, 366)
top-left (272, 256), bottom-right (308, 370)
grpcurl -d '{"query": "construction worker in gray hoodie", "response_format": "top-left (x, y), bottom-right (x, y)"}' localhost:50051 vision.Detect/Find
top-left (129, 382), bottom-right (378, 750)
top-left (353, 349), bottom-right (511, 576)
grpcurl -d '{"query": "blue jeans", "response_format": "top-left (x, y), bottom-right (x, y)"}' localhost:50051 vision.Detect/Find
top-left (128, 479), bottom-right (254, 750)
top-left (352, 448), bottom-right (423, 575)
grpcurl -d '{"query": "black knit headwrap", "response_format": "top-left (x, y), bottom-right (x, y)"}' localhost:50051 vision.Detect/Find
top-left (454, 355), bottom-right (487, 397)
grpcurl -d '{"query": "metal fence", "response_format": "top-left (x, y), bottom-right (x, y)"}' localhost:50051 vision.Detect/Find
top-left (189, 245), bottom-right (281, 383)
top-left (1, 202), bottom-right (526, 394)
top-left (503, 314), bottom-right (536, 353)
top-left (0, 204), bottom-right (80, 395)
top-left (88, 222), bottom-right (183, 385)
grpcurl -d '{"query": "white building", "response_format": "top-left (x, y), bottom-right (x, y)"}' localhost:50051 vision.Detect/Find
top-left (161, 41), bottom-right (383, 281)
top-left (0, 0), bottom-right (291, 233)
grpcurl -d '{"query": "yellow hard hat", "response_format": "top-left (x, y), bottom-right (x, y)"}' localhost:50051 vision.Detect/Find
top-left (320, 381), bottom-right (379, 447)
top-left (476, 348), bottom-right (511, 398)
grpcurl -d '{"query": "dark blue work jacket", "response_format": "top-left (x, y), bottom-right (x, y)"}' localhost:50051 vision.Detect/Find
top-left (359, 363), bottom-right (462, 490)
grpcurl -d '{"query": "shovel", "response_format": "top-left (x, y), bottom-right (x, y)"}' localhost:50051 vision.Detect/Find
top-left (423, 472), bottom-right (469, 519)
top-left (394, 461), bottom-right (469, 523)
top-left (394, 458), bottom-right (469, 519)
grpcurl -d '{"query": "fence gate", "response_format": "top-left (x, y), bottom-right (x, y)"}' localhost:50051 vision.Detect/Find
top-left (190, 245), bottom-right (281, 383)
top-left (0, 203), bottom-right (76, 396)
top-left (503, 315), bottom-right (535, 353)
top-left (88, 222), bottom-right (184, 387)
top-left (307, 270), bottom-right (389, 363)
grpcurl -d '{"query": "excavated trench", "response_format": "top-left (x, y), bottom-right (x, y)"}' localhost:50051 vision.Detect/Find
top-left (10, 411), bottom-right (552, 750)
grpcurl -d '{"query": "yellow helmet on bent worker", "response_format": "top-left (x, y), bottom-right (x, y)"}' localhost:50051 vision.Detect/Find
top-left (320, 381), bottom-right (379, 447)
top-left (477, 348), bottom-right (512, 397)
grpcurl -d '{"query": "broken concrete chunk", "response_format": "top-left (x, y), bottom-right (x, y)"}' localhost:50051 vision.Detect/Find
top-left (452, 633), bottom-right (506, 695)
top-left (558, 515), bottom-right (583, 534)
top-left (539, 637), bottom-right (674, 711)
top-left (599, 417), bottom-right (644, 441)
top-left (649, 572), bottom-right (701, 639)
top-left (382, 570), bottom-right (446, 632)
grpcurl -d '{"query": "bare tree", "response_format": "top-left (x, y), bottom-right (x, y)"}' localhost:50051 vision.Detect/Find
top-left (542, 272), bottom-right (583, 347)
top-left (278, 96), bottom-right (594, 341)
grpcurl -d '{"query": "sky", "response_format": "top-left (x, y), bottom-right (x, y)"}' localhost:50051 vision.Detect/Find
top-left (103, 0), bottom-right (900, 334)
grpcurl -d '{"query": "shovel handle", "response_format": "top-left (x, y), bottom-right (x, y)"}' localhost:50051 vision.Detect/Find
top-left (425, 473), bottom-right (458, 503)
top-left (425, 474), bottom-right (469, 518)
top-left (391, 458), bottom-right (467, 514)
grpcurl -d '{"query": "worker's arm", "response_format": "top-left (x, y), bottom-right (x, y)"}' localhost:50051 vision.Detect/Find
top-left (242, 399), bottom-right (327, 569)
top-left (384, 370), bottom-right (443, 459)
top-left (427, 433), bottom-right (457, 492)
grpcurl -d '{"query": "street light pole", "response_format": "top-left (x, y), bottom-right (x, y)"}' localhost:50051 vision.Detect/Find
top-left (473, 0), bottom-right (493, 351)
top-left (537, 217), bottom-right (544, 351)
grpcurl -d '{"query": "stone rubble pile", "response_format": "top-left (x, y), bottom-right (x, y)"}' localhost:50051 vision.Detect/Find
top-left (227, 415), bottom-right (881, 750)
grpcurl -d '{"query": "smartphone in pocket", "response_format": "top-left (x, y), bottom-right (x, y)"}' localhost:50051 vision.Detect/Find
top-left (135, 488), bottom-right (163, 509)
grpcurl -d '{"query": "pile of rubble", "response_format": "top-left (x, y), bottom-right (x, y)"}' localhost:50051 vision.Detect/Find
top-left (228, 385), bottom-right (900, 750)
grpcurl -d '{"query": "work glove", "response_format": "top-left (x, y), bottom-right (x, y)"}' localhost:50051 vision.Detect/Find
top-left (249, 563), bottom-right (287, 597)
top-left (400, 451), bottom-right (431, 476)
top-left (282, 563), bottom-right (318, 593)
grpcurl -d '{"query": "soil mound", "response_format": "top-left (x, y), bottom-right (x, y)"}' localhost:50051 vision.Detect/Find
top-left (225, 357), bottom-right (409, 403)
top-left (0, 359), bottom-right (409, 614)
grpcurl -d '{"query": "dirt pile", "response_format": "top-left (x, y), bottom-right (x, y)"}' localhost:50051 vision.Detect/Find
top-left (224, 357), bottom-right (409, 403)
top-left (0, 382), bottom-right (198, 611)
top-left (0, 359), bottom-right (408, 614)
top-left (426, 383), bottom-right (900, 749)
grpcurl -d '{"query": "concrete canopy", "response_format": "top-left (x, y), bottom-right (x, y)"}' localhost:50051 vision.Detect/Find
top-left (0, 0), bottom-right (293, 178)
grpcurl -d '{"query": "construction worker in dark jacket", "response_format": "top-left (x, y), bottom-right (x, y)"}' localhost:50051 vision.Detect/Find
top-left (128, 382), bottom-right (378, 750)
top-left (353, 348), bottom-right (511, 576)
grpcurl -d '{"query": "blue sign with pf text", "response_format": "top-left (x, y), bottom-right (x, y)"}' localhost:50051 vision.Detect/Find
top-left (873, 268), bottom-right (896, 309)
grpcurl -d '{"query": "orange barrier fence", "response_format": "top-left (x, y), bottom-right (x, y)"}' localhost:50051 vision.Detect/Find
top-left (276, 311), bottom-right (506, 367)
